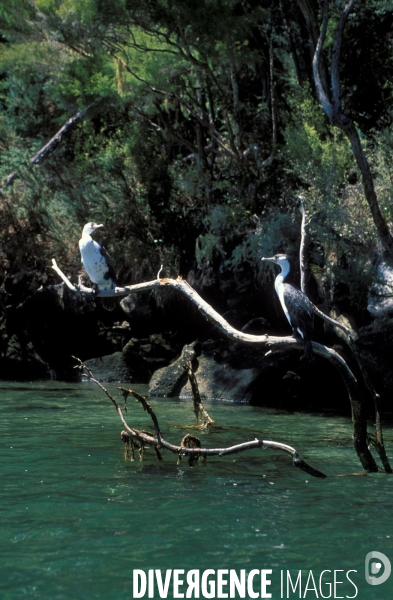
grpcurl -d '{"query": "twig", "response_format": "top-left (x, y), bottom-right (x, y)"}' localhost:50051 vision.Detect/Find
top-left (118, 387), bottom-right (162, 444)
top-left (72, 356), bottom-right (137, 438)
top-left (297, 197), bottom-right (356, 340)
top-left (312, 0), bottom-right (333, 121)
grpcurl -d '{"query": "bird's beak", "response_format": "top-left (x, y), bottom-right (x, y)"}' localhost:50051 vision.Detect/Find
top-left (93, 224), bottom-right (104, 231)
top-left (261, 256), bottom-right (276, 264)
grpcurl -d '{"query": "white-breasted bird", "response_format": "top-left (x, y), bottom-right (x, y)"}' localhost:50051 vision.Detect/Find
top-left (79, 222), bottom-right (117, 311)
top-left (262, 254), bottom-right (314, 360)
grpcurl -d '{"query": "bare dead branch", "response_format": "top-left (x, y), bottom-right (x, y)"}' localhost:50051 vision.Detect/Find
top-left (118, 387), bottom-right (162, 444)
top-left (72, 356), bottom-right (137, 438)
top-left (348, 342), bottom-right (392, 473)
top-left (157, 264), bottom-right (164, 279)
top-left (0, 98), bottom-right (106, 193)
top-left (296, 199), bottom-right (389, 471)
top-left (308, 0), bottom-right (393, 254)
top-left (299, 195), bottom-right (307, 294)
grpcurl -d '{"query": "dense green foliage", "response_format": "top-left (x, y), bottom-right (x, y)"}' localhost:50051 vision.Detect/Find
top-left (1, 0), bottom-right (392, 321)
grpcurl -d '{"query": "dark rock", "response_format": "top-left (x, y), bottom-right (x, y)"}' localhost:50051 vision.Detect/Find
top-left (1, 283), bottom-right (134, 380)
top-left (122, 332), bottom-right (180, 383)
top-left (180, 353), bottom-right (260, 402)
top-left (149, 343), bottom-right (197, 397)
top-left (96, 321), bottom-right (133, 357)
top-left (149, 339), bottom-right (264, 402)
top-left (83, 352), bottom-right (133, 383)
top-left (121, 343), bottom-right (154, 383)
top-left (148, 338), bottom-right (349, 408)
top-left (120, 293), bottom-right (157, 335)
top-left (0, 335), bottom-right (55, 380)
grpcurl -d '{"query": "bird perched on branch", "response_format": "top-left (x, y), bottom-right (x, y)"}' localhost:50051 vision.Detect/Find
top-left (79, 222), bottom-right (117, 311)
top-left (262, 254), bottom-right (314, 360)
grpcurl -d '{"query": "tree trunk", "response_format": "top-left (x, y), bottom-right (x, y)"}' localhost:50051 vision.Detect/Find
top-left (300, 0), bottom-right (393, 256)
top-left (337, 116), bottom-right (393, 253)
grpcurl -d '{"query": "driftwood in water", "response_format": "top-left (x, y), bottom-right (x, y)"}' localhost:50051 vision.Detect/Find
top-left (73, 357), bottom-right (326, 478)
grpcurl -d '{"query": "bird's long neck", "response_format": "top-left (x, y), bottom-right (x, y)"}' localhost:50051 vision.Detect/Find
top-left (274, 260), bottom-right (290, 291)
top-left (81, 232), bottom-right (93, 245)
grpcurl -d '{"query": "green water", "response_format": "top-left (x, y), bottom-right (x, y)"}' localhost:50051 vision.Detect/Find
top-left (1, 381), bottom-right (392, 600)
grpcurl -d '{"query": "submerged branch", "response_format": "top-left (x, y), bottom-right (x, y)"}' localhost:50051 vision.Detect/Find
top-left (183, 360), bottom-right (215, 428)
top-left (75, 358), bottom-right (326, 478)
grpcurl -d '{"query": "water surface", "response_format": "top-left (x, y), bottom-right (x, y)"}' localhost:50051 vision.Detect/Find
top-left (0, 381), bottom-right (392, 599)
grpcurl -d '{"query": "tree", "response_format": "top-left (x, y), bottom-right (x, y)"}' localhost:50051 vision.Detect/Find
top-left (1, 0), bottom-right (393, 302)
top-left (295, 0), bottom-right (393, 255)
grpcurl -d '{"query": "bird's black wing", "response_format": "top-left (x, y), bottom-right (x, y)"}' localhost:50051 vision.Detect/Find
top-left (282, 284), bottom-right (314, 337)
top-left (99, 244), bottom-right (117, 283)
